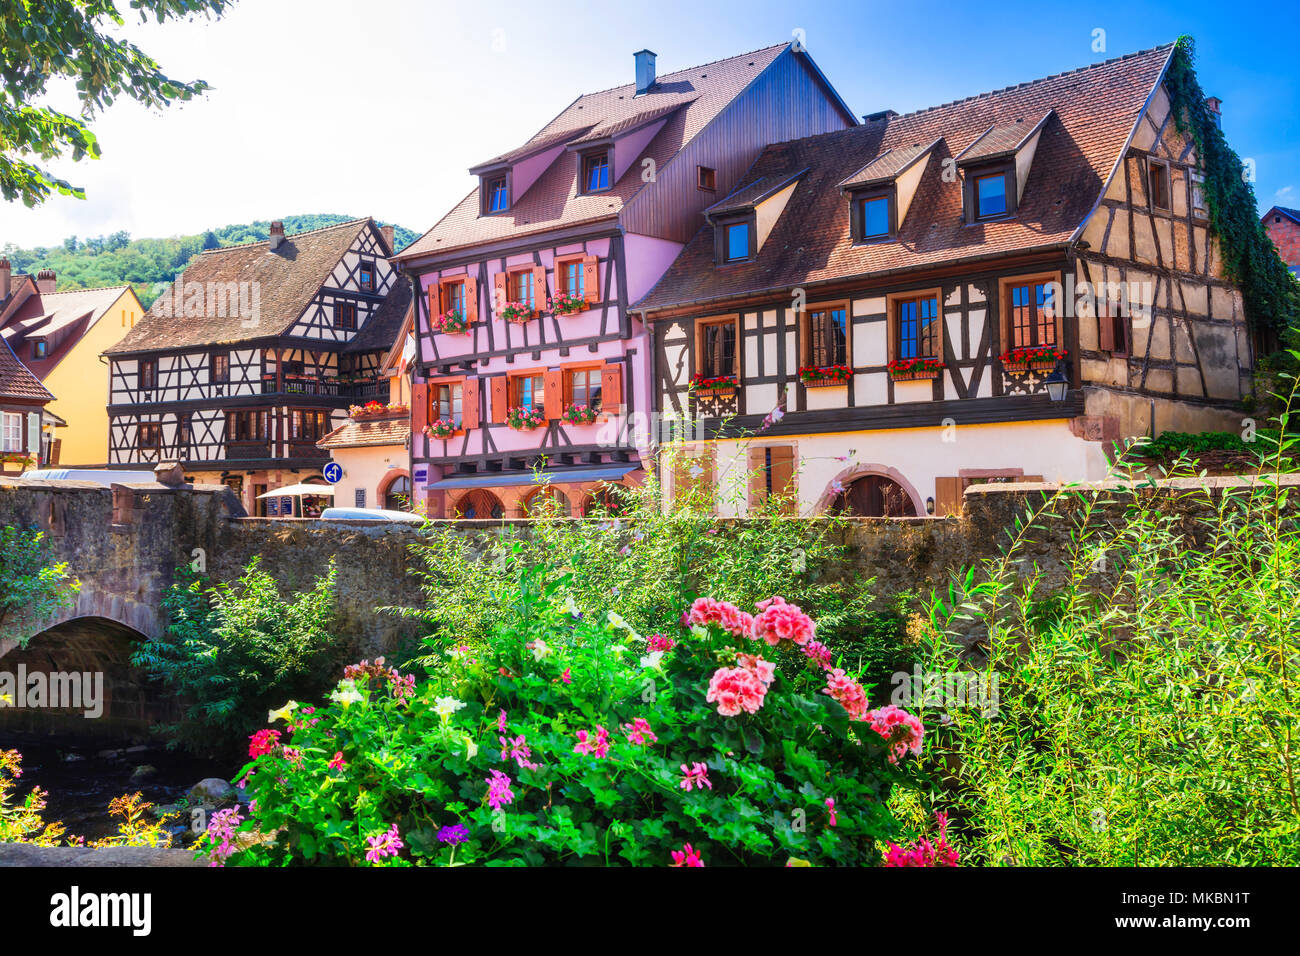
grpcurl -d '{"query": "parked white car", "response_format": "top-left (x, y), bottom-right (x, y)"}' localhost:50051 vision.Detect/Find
top-left (318, 507), bottom-right (425, 523)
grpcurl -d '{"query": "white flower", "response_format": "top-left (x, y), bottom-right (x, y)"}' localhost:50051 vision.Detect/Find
top-left (329, 680), bottom-right (362, 708)
top-left (564, 596), bottom-right (583, 619)
top-left (639, 650), bottom-right (665, 671)
top-left (268, 700), bottom-right (298, 724)
top-left (530, 640), bottom-right (553, 661)
top-left (434, 696), bottom-right (467, 718)
top-left (462, 735), bottom-right (479, 759)
top-left (690, 624), bottom-right (709, 640)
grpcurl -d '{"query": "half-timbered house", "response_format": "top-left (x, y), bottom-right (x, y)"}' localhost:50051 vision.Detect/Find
top-left (103, 218), bottom-right (408, 513)
top-left (635, 44), bottom-right (1254, 517)
top-left (393, 44), bottom-right (857, 518)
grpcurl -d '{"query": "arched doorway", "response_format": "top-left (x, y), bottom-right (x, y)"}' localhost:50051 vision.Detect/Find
top-left (382, 473), bottom-right (411, 511)
top-left (831, 474), bottom-right (918, 517)
top-left (582, 483), bottom-right (630, 517)
top-left (522, 486), bottom-right (571, 517)
top-left (451, 489), bottom-right (504, 519)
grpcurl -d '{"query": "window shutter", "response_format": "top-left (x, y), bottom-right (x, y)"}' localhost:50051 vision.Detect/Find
top-left (544, 368), bottom-right (563, 419)
top-left (493, 272), bottom-right (507, 314)
top-left (532, 265), bottom-right (547, 310)
top-left (464, 276), bottom-right (479, 324)
top-left (462, 378), bottom-right (480, 429)
top-left (411, 383), bottom-right (429, 435)
top-left (601, 364), bottom-right (623, 411)
top-left (748, 447), bottom-right (768, 509)
top-left (428, 286), bottom-right (440, 321)
top-left (770, 446), bottom-right (795, 514)
top-left (490, 376), bottom-right (508, 423)
top-left (582, 255), bottom-right (599, 304)
top-left (797, 313), bottom-right (810, 369)
top-left (1098, 305), bottom-right (1115, 351)
top-left (935, 476), bottom-right (964, 517)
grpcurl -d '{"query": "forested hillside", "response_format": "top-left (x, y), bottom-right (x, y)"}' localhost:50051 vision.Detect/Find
top-left (1, 214), bottom-right (418, 307)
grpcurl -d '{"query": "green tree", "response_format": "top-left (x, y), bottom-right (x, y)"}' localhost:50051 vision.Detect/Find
top-left (0, 526), bottom-right (80, 648)
top-left (0, 0), bottom-right (232, 207)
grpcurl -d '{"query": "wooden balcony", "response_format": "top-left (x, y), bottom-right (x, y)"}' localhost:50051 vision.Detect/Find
top-left (227, 440), bottom-right (272, 460)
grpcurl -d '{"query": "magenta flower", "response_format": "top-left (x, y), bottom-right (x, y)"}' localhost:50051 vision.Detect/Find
top-left (499, 734), bottom-right (541, 771)
top-left (573, 725), bottom-right (611, 758)
top-left (671, 843), bottom-right (705, 867)
top-left (865, 704), bottom-right (925, 764)
top-left (497, 708), bottom-right (507, 733)
top-left (688, 597), bottom-right (753, 638)
top-left (328, 751), bottom-right (346, 770)
top-left (561, 667), bottom-right (572, 685)
top-left (825, 797), bottom-right (838, 827)
top-left (646, 633), bottom-right (676, 652)
top-left (679, 761), bottom-right (712, 792)
top-left (884, 811), bottom-right (958, 867)
top-left (622, 717), bottom-right (658, 746)
top-left (364, 823), bottom-right (404, 864)
top-left (802, 640), bottom-right (833, 670)
top-left (485, 770), bottom-right (515, 810)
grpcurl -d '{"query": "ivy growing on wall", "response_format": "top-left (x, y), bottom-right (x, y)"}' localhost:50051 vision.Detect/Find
top-left (1165, 36), bottom-right (1300, 346)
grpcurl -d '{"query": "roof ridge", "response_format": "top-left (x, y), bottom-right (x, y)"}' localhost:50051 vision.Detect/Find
top-left (886, 43), bottom-right (1175, 122)
top-left (572, 42), bottom-right (789, 99)
top-left (30, 284), bottom-right (131, 295)
top-left (199, 217), bottom-right (370, 254)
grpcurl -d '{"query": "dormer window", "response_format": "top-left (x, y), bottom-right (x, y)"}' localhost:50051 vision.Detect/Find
top-left (32, 340), bottom-right (47, 359)
top-left (486, 176), bottom-right (509, 214)
top-left (851, 187), bottom-right (896, 242)
top-left (715, 218), bottom-right (753, 263)
top-left (974, 170), bottom-right (1009, 219)
top-left (582, 151), bottom-right (611, 194)
top-left (955, 114), bottom-right (1051, 224)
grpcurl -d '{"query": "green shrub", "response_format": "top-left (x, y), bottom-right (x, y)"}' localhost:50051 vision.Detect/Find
top-left (206, 560), bottom-right (926, 866)
top-left (0, 525), bottom-right (79, 648)
top-left (131, 558), bottom-right (338, 752)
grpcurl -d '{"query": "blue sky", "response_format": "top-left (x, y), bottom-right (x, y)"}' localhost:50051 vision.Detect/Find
top-left (3, 0), bottom-right (1295, 248)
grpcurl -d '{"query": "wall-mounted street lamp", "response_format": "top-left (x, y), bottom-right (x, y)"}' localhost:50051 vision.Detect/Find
top-left (925, 496), bottom-right (935, 515)
top-left (1044, 359), bottom-right (1070, 402)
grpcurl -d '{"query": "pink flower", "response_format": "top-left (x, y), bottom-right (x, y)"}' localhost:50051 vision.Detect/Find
top-left (752, 595), bottom-right (815, 647)
top-left (803, 640), bottom-right (833, 670)
top-left (825, 797), bottom-right (837, 827)
top-left (573, 725), bottom-right (611, 758)
top-left (497, 709), bottom-right (507, 733)
top-left (328, 751), bottom-right (346, 770)
top-left (248, 729), bottom-right (280, 759)
top-left (485, 770), bottom-right (514, 810)
top-left (670, 842), bottom-right (705, 867)
top-left (365, 823), bottom-right (404, 864)
top-left (499, 734), bottom-right (541, 771)
top-left (884, 811), bottom-right (958, 867)
top-left (822, 667), bottom-right (869, 721)
top-left (735, 652), bottom-right (775, 686)
top-left (688, 597), bottom-right (754, 638)
top-left (865, 704), bottom-right (925, 764)
top-left (706, 665), bottom-right (768, 717)
top-left (646, 633), bottom-right (676, 652)
top-left (622, 717), bottom-right (658, 746)
top-left (679, 761), bottom-right (712, 792)
top-left (561, 667), bottom-right (572, 685)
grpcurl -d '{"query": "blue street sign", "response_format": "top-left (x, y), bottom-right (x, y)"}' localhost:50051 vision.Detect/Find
top-left (323, 462), bottom-right (344, 484)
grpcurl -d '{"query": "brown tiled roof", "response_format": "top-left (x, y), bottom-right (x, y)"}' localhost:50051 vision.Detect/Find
top-left (0, 336), bottom-right (53, 403)
top-left (0, 285), bottom-right (133, 379)
top-left (636, 45), bottom-right (1173, 313)
top-left (104, 219), bottom-right (372, 354)
top-left (344, 276), bottom-right (412, 353)
top-left (396, 44), bottom-right (791, 260)
top-left (839, 139), bottom-right (940, 189)
top-left (317, 414), bottom-right (409, 449)
top-left (704, 168), bottom-right (808, 218)
top-left (955, 111), bottom-right (1053, 163)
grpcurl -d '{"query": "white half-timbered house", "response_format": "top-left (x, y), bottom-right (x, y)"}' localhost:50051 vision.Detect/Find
top-left (636, 45), bottom-right (1255, 517)
top-left (103, 218), bottom-right (408, 514)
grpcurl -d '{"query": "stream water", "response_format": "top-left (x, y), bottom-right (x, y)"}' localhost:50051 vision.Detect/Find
top-left (3, 731), bottom-right (231, 842)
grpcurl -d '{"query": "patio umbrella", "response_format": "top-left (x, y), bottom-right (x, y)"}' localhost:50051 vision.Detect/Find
top-left (257, 483), bottom-right (335, 517)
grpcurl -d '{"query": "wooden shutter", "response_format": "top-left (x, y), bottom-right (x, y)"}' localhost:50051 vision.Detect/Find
top-left (543, 368), bottom-right (563, 419)
top-left (582, 255), bottom-right (599, 304)
top-left (490, 376), bottom-right (508, 423)
top-left (601, 364), bottom-right (623, 411)
top-left (462, 378), bottom-right (480, 429)
top-left (770, 446), bottom-right (795, 514)
top-left (493, 272), bottom-right (507, 313)
top-left (935, 476), bottom-right (963, 517)
top-left (748, 447), bottom-right (768, 510)
top-left (532, 265), bottom-right (547, 310)
top-left (464, 276), bottom-right (479, 324)
top-left (797, 313), bottom-right (810, 368)
top-left (428, 286), bottom-right (440, 320)
top-left (411, 383), bottom-right (429, 435)
top-left (1098, 305), bottom-right (1114, 351)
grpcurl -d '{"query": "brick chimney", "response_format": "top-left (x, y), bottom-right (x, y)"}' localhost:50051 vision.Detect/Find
top-left (380, 224), bottom-right (395, 251)
top-left (1205, 96), bottom-right (1222, 129)
top-left (268, 220), bottom-right (286, 251)
top-left (0, 258), bottom-right (10, 300)
top-left (35, 269), bottom-right (56, 294)
top-left (634, 49), bottom-right (656, 95)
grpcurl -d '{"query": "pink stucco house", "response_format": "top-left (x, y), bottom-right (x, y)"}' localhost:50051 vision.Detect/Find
top-left (392, 44), bottom-right (856, 517)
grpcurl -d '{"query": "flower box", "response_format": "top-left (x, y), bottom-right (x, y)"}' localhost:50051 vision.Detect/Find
top-left (350, 402), bottom-right (408, 419)
top-left (562, 404), bottom-right (600, 426)
top-left (798, 365), bottom-right (853, 388)
top-left (549, 293), bottom-right (587, 316)
top-left (424, 420), bottom-right (462, 440)
top-left (431, 310), bottom-right (471, 335)
top-left (506, 406), bottom-right (547, 431)
top-left (887, 358), bottom-right (944, 381)
top-left (499, 302), bottom-right (536, 324)
top-left (1000, 347), bottom-right (1067, 372)
top-left (690, 373), bottom-right (738, 393)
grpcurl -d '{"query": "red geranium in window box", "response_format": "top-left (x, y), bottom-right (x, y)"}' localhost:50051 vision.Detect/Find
top-left (562, 404), bottom-right (600, 425)
top-left (798, 364), bottom-right (853, 386)
top-left (506, 406), bottom-right (547, 430)
top-left (499, 301), bottom-right (535, 324)
top-left (424, 419), bottom-right (460, 440)
top-left (431, 309), bottom-right (470, 334)
top-left (1000, 346), bottom-right (1067, 371)
top-left (887, 358), bottom-right (944, 380)
top-left (690, 373), bottom-right (738, 392)
top-left (549, 293), bottom-right (586, 316)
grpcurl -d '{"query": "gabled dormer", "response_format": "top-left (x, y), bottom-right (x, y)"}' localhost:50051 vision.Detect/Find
top-left (564, 98), bottom-right (696, 195)
top-left (469, 126), bottom-right (593, 216)
top-left (839, 137), bottom-right (942, 243)
top-left (704, 169), bottom-right (806, 264)
top-left (954, 110), bottom-right (1053, 223)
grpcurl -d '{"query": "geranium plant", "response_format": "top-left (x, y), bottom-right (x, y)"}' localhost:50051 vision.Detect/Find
top-left (506, 406), bottom-right (547, 431)
top-left (690, 373), bottom-right (738, 391)
top-left (201, 571), bottom-right (924, 867)
top-left (1000, 346), bottom-right (1066, 367)
top-left (430, 310), bottom-right (470, 335)
top-left (887, 357), bottom-right (944, 379)
top-left (549, 292), bottom-right (586, 316)
top-left (499, 301), bottom-right (534, 324)
top-left (424, 419), bottom-right (460, 440)
top-left (798, 365), bottom-right (853, 385)
top-left (562, 404), bottom-right (599, 425)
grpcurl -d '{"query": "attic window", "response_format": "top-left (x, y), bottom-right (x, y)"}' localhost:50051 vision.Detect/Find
top-left (975, 172), bottom-right (1008, 218)
top-left (486, 176), bottom-right (509, 214)
top-left (715, 217), bottom-right (754, 264)
top-left (1190, 172), bottom-right (1207, 220)
top-left (334, 302), bottom-right (357, 330)
top-left (359, 260), bottom-right (376, 292)
top-left (32, 340), bottom-right (47, 359)
top-left (697, 166), bottom-right (717, 191)
top-left (852, 188), bottom-right (895, 242)
top-left (582, 151), bottom-right (611, 194)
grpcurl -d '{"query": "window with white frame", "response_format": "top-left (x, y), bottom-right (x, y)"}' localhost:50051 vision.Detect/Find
top-left (1, 412), bottom-right (22, 451)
